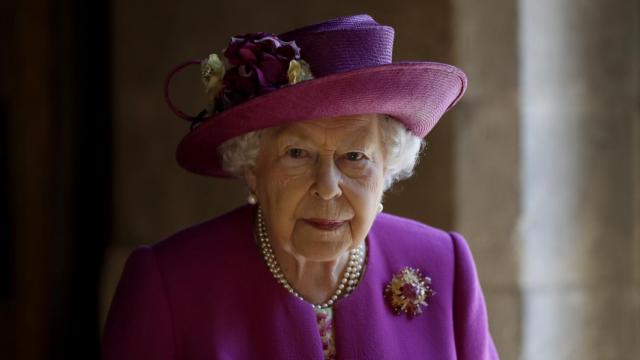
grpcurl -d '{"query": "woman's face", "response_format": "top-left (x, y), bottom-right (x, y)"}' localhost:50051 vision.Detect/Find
top-left (246, 114), bottom-right (385, 262)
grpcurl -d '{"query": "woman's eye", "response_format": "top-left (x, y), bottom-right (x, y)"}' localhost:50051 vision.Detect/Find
top-left (345, 152), bottom-right (365, 161)
top-left (287, 148), bottom-right (307, 159)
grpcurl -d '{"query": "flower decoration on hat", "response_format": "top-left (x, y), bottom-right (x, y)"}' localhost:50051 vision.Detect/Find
top-left (384, 267), bottom-right (436, 317)
top-left (200, 32), bottom-right (314, 115)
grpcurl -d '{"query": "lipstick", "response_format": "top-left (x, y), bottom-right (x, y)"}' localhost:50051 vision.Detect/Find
top-left (303, 219), bottom-right (346, 231)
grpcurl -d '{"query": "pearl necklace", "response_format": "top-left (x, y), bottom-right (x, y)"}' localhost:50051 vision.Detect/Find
top-left (256, 207), bottom-right (365, 309)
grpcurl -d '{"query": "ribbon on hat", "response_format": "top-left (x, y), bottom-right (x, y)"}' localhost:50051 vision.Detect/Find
top-left (164, 60), bottom-right (212, 130)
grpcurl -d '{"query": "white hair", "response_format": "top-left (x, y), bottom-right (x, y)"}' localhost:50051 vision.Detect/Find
top-left (218, 115), bottom-right (426, 191)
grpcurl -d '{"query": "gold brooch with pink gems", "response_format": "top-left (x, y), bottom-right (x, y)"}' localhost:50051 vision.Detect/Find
top-left (384, 267), bottom-right (436, 316)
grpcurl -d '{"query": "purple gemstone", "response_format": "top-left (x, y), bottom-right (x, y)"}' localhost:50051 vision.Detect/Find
top-left (400, 283), bottom-right (418, 300)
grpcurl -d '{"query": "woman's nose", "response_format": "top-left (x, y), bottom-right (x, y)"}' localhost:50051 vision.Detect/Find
top-left (311, 156), bottom-right (342, 200)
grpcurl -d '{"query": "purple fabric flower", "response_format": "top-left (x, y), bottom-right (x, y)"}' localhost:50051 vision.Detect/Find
top-left (213, 32), bottom-right (304, 113)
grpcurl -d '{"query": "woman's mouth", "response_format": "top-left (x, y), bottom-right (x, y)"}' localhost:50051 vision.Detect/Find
top-left (303, 219), bottom-right (347, 231)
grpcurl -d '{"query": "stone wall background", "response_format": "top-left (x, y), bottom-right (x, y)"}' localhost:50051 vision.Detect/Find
top-left (5, 0), bottom-right (636, 358)
top-left (102, 1), bottom-right (639, 359)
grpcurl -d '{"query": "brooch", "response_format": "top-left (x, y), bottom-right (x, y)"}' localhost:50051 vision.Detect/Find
top-left (384, 267), bottom-right (436, 316)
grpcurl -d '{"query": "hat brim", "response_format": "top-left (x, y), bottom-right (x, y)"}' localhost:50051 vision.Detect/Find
top-left (175, 61), bottom-right (467, 178)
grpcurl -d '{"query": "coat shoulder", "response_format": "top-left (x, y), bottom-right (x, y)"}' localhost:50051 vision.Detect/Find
top-left (148, 205), bottom-right (255, 266)
top-left (371, 212), bottom-right (456, 263)
top-left (373, 212), bottom-right (452, 244)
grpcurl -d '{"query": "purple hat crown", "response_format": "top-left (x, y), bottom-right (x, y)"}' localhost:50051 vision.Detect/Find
top-left (164, 14), bottom-right (396, 125)
top-left (279, 14), bottom-right (395, 76)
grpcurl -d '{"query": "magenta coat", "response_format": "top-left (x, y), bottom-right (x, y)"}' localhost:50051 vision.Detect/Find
top-left (102, 205), bottom-right (499, 359)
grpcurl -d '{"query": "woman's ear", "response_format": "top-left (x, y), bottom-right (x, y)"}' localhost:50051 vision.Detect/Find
top-left (244, 167), bottom-right (257, 193)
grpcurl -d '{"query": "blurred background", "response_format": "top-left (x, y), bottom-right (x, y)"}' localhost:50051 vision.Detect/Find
top-left (2, 0), bottom-right (638, 359)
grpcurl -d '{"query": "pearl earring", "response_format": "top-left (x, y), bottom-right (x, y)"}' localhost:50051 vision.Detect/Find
top-left (247, 193), bottom-right (258, 205)
top-left (377, 203), bottom-right (383, 213)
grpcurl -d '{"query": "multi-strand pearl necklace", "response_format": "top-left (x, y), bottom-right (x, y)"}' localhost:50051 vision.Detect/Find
top-left (256, 207), bottom-right (365, 309)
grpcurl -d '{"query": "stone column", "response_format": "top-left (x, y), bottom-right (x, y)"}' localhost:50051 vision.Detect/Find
top-left (519, 0), bottom-right (639, 358)
top-left (452, 0), bottom-right (522, 358)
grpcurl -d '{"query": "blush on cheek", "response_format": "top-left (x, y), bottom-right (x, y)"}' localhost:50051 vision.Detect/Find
top-left (274, 176), bottom-right (292, 189)
top-left (364, 178), bottom-right (382, 193)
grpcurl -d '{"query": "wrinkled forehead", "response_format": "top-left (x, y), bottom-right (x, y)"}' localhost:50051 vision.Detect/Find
top-left (273, 114), bottom-right (382, 147)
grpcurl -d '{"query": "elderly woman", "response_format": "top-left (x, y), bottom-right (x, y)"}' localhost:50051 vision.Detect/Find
top-left (102, 14), bottom-right (499, 359)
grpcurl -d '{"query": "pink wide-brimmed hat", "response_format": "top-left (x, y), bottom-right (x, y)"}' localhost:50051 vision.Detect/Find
top-left (165, 14), bottom-right (467, 178)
